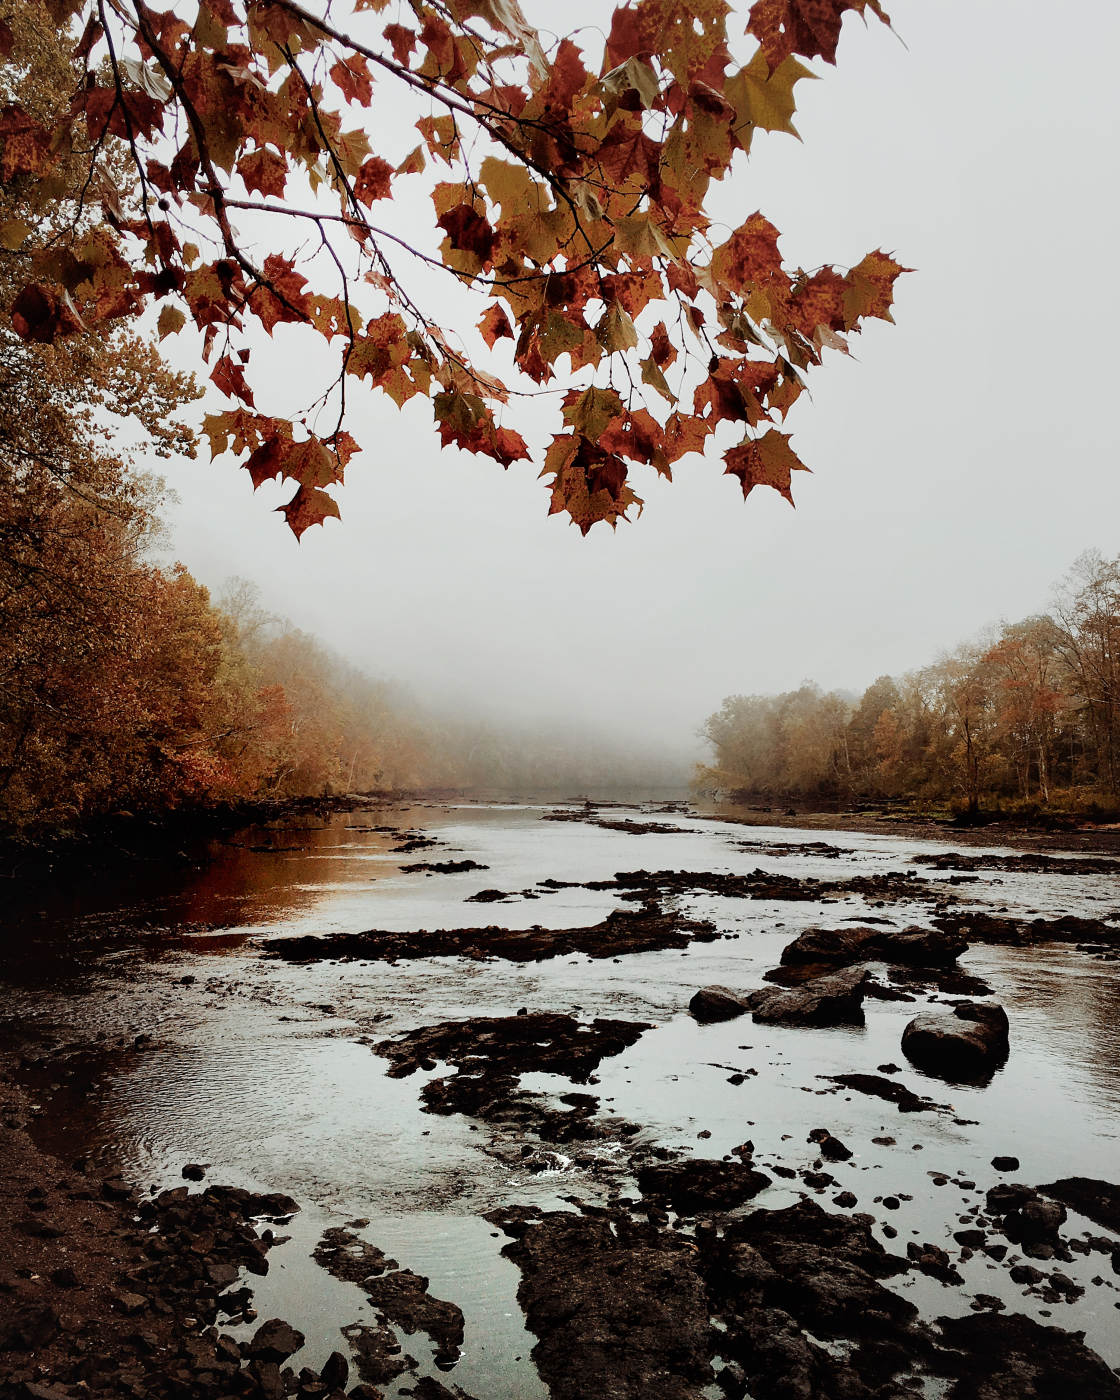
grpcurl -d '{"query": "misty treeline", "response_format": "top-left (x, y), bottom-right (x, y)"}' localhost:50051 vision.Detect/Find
top-left (699, 552), bottom-right (1120, 814)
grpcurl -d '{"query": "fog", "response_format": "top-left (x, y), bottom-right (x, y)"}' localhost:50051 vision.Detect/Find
top-left (157, 0), bottom-right (1120, 774)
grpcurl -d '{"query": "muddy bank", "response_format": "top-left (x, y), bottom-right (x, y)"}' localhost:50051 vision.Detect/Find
top-left (699, 802), bottom-right (1120, 857)
top-left (0, 1059), bottom-right (322, 1400)
top-left (0, 793), bottom-right (401, 892)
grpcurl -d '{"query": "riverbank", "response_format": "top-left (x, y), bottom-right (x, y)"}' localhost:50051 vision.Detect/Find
top-left (698, 800), bottom-right (1120, 857)
top-left (0, 793), bottom-right (400, 890)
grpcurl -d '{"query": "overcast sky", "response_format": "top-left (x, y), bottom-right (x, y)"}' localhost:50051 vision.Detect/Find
top-left (157, 0), bottom-right (1120, 763)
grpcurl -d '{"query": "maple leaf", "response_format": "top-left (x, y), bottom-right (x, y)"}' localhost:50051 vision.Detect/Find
top-left (747, 0), bottom-right (891, 69)
top-left (842, 250), bottom-right (908, 326)
top-left (11, 284), bottom-right (84, 342)
top-left (437, 204), bottom-right (496, 268)
top-left (237, 147), bottom-right (287, 199)
top-left (383, 23), bottom-right (417, 64)
top-left (723, 429), bottom-right (809, 502)
top-left (354, 155), bottom-right (394, 205)
top-left (280, 484), bottom-right (341, 540)
top-left (330, 54), bottom-right (374, 105)
top-left (562, 386), bottom-right (625, 442)
top-left (478, 304), bottom-right (513, 347)
top-left (725, 51), bottom-right (813, 138)
top-left (211, 352), bottom-right (254, 406)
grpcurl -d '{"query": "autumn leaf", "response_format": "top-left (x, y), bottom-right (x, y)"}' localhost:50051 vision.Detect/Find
top-left (723, 428), bottom-right (809, 502)
top-left (237, 147), bottom-right (287, 199)
top-left (354, 155), bottom-right (394, 205)
top-left (280, 484), bottom-right (341, 539)
top-left (478, 304), bottom-right (513, 347)
top-left (747, 0), bottom-right (891, 69)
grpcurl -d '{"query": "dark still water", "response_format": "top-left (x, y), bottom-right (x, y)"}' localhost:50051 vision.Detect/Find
top-left (3, 801), bottom-right (1119, 1396)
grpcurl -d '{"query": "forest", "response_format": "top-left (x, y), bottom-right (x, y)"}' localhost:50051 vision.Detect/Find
top-left (698, 551), bottom-right (1120, 814)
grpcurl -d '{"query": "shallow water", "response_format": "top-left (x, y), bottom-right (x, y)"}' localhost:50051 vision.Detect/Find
top-left (3, 801), bottom-right (1120, 1394)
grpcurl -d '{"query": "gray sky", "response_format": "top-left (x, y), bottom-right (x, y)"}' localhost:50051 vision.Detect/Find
top-left (158, 0), bottom-right (1120, 762)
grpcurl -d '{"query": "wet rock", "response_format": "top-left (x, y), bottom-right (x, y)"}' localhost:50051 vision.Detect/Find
top-left (825, 1072), bottom-right (943, 1114)
top-left (809, 1129), bottom-right (852, 1162)
top-left (936, 1311), bottom-right (1120, 1398)
top-left (182, 1162), bottom-right (207, 1180)
top-left (315, 1229), bottom-right (463, 1365)
top-left (1038, 1177), bottom-right (1120, 1233)
top-left (399, 859), bottom-right (488, 874)
top-left (372, 1012), bottom-right (649, 1141)
top-left (264, 901), bottom-right (717, 964)
top-left (744, 967), bottom-right (871, 1027)
top-left (991, 1155), bottom-right (1020, 1172)
top-left (341, 1320), bottom-right (413, 1386)
top-left (779, 924), bottom-right (967, 969)
top-left (320, 1351), bottom-right (349, 1390)
top-left (710, 1198), bottom-right (915, 1345)
top-left (901, 1001), bottom-right (1010, 1081)
top-left (916, 851), bottom-right (1120, 875)
top-left (490, 1207), bottom-right (713, 1400)
top-left (986, 1185), bottom-right (1068, 1255)
top-left (934, 909), bottom-right (1120, 951)
top-left (907, 1242), bottom-right (963, 1285)
top-left (247, 1318), bottom-right (305, 1361)
top-left (689, 985), bottom-right (752, 1023)
top-left (636, 1159), bottom-right (771, 1214)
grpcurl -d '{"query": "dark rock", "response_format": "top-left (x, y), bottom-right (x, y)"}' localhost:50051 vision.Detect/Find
top-left (1039, 1177), bottom-right (1120, 1234)
top-left (901, 1001), bottom-right (1010, 1081)
top-left (320, 1351), bottom-right (349, 1390)
top-left (689, 985), bottom-right (751, 1022)
top-left (991, 1155), bottom-right (1020, 1172)
top-left (637, 1159), bottom-right (771, 1214)
top-left (744, 967), bottom-right (871, 1027)
top-left (372, 1012), bottom-right (649, 1141)
top-left (181, 1163), bottom-right (207, 1181)
top-left (490, 1209), bottom-right (712, 1400)
top-left (825, 1072), bottom-right (943, 1113)
top-left (247, 1318), bottom-right (305, 1362)
top-left (779, 924), bottom-right (967, 969)
top-left (936, 1311), bottom-right (1120, 1398)
top-left (265, 900), bottom-right (717, 964)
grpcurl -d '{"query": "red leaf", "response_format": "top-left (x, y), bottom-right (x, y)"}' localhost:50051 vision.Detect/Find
top-left (280, 484), bottom-right (341, 540)
top-left (237, 147), bottom-right (287, 199)
top-left (354, 155), bottom-right (393, 205)
top-left (437, 204), bottom-right (496, 263)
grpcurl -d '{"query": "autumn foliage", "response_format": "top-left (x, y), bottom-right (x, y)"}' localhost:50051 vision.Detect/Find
top-left (699, 554), bottom-right (1120, 814)
top-left (1, 0), bottom-right (905, 536)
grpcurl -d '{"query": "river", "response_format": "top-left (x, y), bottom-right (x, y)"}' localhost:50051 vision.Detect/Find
top-left (2, 800), bottom-right (1119, 1397)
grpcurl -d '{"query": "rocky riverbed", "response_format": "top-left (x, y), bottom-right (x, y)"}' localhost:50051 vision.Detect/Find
top-left (2, 799), bottom-right (1120, 1399)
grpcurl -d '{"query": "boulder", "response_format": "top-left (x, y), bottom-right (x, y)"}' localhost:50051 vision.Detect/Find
top-left (744, 967), bottom-right (871, 1027)
top-left (780, 925), bottom-right (967, 969)
top-left (247, 1318), bottom-right (305, 1362)
top-left (689, 985), bottom-right (752, 1022)
top-left (901, 1000), bottom-right (1009, 1081)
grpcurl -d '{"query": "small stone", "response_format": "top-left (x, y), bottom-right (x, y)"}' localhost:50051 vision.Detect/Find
top-left (992, 1155), bottom-right (1020, 1172)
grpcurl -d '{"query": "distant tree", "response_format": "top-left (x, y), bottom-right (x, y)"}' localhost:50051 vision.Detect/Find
top-left (1, 0), bottom-right (905, 536)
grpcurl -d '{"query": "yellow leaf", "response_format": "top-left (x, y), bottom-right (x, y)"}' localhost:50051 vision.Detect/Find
top-left (641, 355), bottom-right (675, 402)
top-left (0, 219), bottom-right (31, 249)
top-left (726, 52), bottom-right (813, 139)
top-left (157, 304), bottom-right (187, 340)
top-left (596, 302), bottom-right (639, 354)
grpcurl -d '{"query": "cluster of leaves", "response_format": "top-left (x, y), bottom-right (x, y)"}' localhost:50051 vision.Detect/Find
top-left (1, 0), bottom-right (905, 536)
